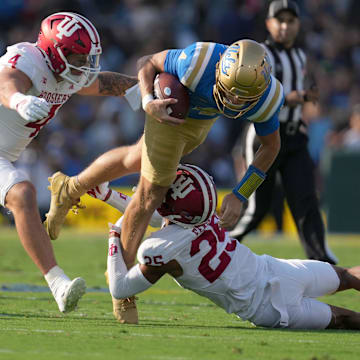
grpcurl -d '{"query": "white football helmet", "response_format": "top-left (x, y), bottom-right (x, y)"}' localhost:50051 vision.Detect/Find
top-left (157, 164), bottom-right (217, 228)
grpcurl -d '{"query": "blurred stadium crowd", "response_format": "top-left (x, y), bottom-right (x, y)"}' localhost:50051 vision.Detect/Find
top-left (1, 0), bottom-right (360, 215)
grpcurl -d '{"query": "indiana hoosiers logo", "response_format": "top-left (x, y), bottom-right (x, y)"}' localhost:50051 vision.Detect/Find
top-left (170, 175), bottom-right (195, 200)
top-left (56, 16), bottom-right (81, 40)
top-left (158, 164), bottom-right (217, 227)
top-left (108, 243), bottom-right (118, 256)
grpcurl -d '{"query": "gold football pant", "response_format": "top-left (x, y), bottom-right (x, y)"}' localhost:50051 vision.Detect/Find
top-left (141, 115), bottom-right (217, 186)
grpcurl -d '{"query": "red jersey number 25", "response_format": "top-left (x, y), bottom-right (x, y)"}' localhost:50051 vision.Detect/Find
top-left (190, 226), bottom-right (236, 283)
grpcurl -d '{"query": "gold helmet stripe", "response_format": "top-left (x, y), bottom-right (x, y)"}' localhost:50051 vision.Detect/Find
top-left (181, 42), bottom-right (215, 91)
top-left (248, 78), bottom-right (283, 123)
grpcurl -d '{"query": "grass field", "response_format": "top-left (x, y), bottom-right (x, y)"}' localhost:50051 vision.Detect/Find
top-left (1, 227), bottom-right (360, 360)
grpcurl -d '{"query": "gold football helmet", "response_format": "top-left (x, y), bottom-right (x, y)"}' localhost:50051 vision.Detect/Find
top-left (213, 39), bottom-right (272, 119)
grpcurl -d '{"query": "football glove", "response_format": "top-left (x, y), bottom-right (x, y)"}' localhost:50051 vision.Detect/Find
top-left (10, 92), bottom-right (51, 122)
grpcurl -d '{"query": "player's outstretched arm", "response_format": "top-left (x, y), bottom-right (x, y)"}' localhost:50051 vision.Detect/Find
top-left (87, 183), bottom-right (163, 228)
top-left (220, 129), bottom-right (280, 229)
top-left (77, 71), bottom-right (138, 96)
top-left (107, 219), bottom-right (183, 299)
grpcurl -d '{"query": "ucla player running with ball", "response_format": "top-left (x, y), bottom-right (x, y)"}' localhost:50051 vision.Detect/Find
top-left (123, 38), bottom-right (284, 276)
top-left (46, 39), bottom-right (284, 322)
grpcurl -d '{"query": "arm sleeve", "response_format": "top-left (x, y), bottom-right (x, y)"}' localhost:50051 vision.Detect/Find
top-left (107, 229), bottom-right (152, 299)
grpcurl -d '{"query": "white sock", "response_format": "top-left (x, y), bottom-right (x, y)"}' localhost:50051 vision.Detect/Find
top-left (44, 266), bottom-right (70, 297)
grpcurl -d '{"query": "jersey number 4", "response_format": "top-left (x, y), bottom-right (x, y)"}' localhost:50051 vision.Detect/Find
top-left (190, 225), bottom-right (236, 283)
top-left (8, 54), bottom-right (21, 69)
top-left (25, 104), bottom-right (62, 137)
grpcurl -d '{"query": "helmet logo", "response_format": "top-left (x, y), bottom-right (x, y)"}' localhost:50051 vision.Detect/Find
top-left (170, 175), bottom-right (195, 200)
top-left (221, 44), bottom-right (239, 76)
top-left (56, 16), bottom-right (81, 40)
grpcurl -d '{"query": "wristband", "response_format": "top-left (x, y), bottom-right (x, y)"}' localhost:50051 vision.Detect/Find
top-left (232, 165), bottom-right (266, 202)
top-left (142, 93), bottom-right (154, 111)
top-left (9, 92), bottom-right (26, 110)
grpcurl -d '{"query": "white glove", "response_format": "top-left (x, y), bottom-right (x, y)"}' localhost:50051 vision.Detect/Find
top-left (10, 92), bottom-right (51, 122)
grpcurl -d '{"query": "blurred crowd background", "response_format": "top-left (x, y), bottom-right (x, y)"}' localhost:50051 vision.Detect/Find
top-left (1, 0), bottom-right (360, 222)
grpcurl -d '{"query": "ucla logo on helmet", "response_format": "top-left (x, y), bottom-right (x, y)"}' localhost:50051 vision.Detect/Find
top-left (221, 44), bottom-right (239, 76)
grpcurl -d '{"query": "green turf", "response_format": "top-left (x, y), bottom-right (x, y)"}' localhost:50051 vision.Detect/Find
top-left (0, 227), bottom-right (360, 360)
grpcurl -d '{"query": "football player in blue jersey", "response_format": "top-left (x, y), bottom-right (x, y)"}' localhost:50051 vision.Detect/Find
top-left (122, 39), bottom-right (283, 271)
top-left (46, 39), bottom-right (284, 323)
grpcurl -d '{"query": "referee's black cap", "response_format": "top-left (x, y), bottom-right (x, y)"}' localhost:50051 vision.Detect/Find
top-left (267, 0), bottom-right (300, 18)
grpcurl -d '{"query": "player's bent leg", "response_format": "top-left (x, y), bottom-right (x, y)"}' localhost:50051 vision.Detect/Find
top-left (77, 139), bottom-right (143, 189)
top-left (44, 140), bottom-right (142, 240)
top-left (327, 305), bottom-right (360, 330)
top-left (120, 176), bottom-right (169, 268)
top-left (6, 181), bottom-right (86, 313)
top-left (6, 181), bottom-right (57, 274)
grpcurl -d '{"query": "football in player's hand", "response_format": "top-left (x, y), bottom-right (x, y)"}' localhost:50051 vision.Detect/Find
top-left (154, 73), bottom-right (190, 119)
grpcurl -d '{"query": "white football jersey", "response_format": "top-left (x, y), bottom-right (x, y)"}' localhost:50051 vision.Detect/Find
top-left (138, 215), bottom-right (269, 321)
top-left (0, 42), bottom-right (82, 161)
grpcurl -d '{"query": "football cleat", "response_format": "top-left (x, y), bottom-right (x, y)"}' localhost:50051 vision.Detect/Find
top-left (55, 277), bottom-right (86, 313)
top-left (44, 171), bottom-right (85, 240)
top-left (104, 270), bottom-right (138, 324)
top-left (112, 296), bottom-right (139, 324)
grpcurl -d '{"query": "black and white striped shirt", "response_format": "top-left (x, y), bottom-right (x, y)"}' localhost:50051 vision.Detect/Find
top-left (262, 38), bottom-right (306, 125)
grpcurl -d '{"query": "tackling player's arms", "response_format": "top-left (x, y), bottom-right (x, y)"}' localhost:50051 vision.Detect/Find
top-left (0, 67), bottom-right (32, 107)
top-left (77, 71), bottom-right (138, 96)
top-left (139, 259), bottom-right (183, 284)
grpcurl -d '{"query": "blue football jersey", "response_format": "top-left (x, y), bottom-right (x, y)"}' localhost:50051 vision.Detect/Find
top-left (164, 42), bottom-right (284, 136)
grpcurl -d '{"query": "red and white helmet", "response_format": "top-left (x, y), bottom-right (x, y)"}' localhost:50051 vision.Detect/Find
top-left (37, 12), bottom-right (102, 87)
top-left (158, 164), bottom-right (217, 228)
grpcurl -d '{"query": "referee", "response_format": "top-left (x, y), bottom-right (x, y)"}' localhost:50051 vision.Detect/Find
top-left (230, 0), bottom-right (338, 264)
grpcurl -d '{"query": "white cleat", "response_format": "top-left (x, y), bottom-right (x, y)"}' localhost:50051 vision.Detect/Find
top-left (55, 277), bottom-right (86, 313)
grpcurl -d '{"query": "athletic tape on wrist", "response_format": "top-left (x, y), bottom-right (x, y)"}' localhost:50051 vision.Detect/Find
top-left (142, 93), bottom-right (154, 111)
top-left (232, 165), bottom-right (266, 202)
top-left (9, 92), bottom-right (25, 110)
